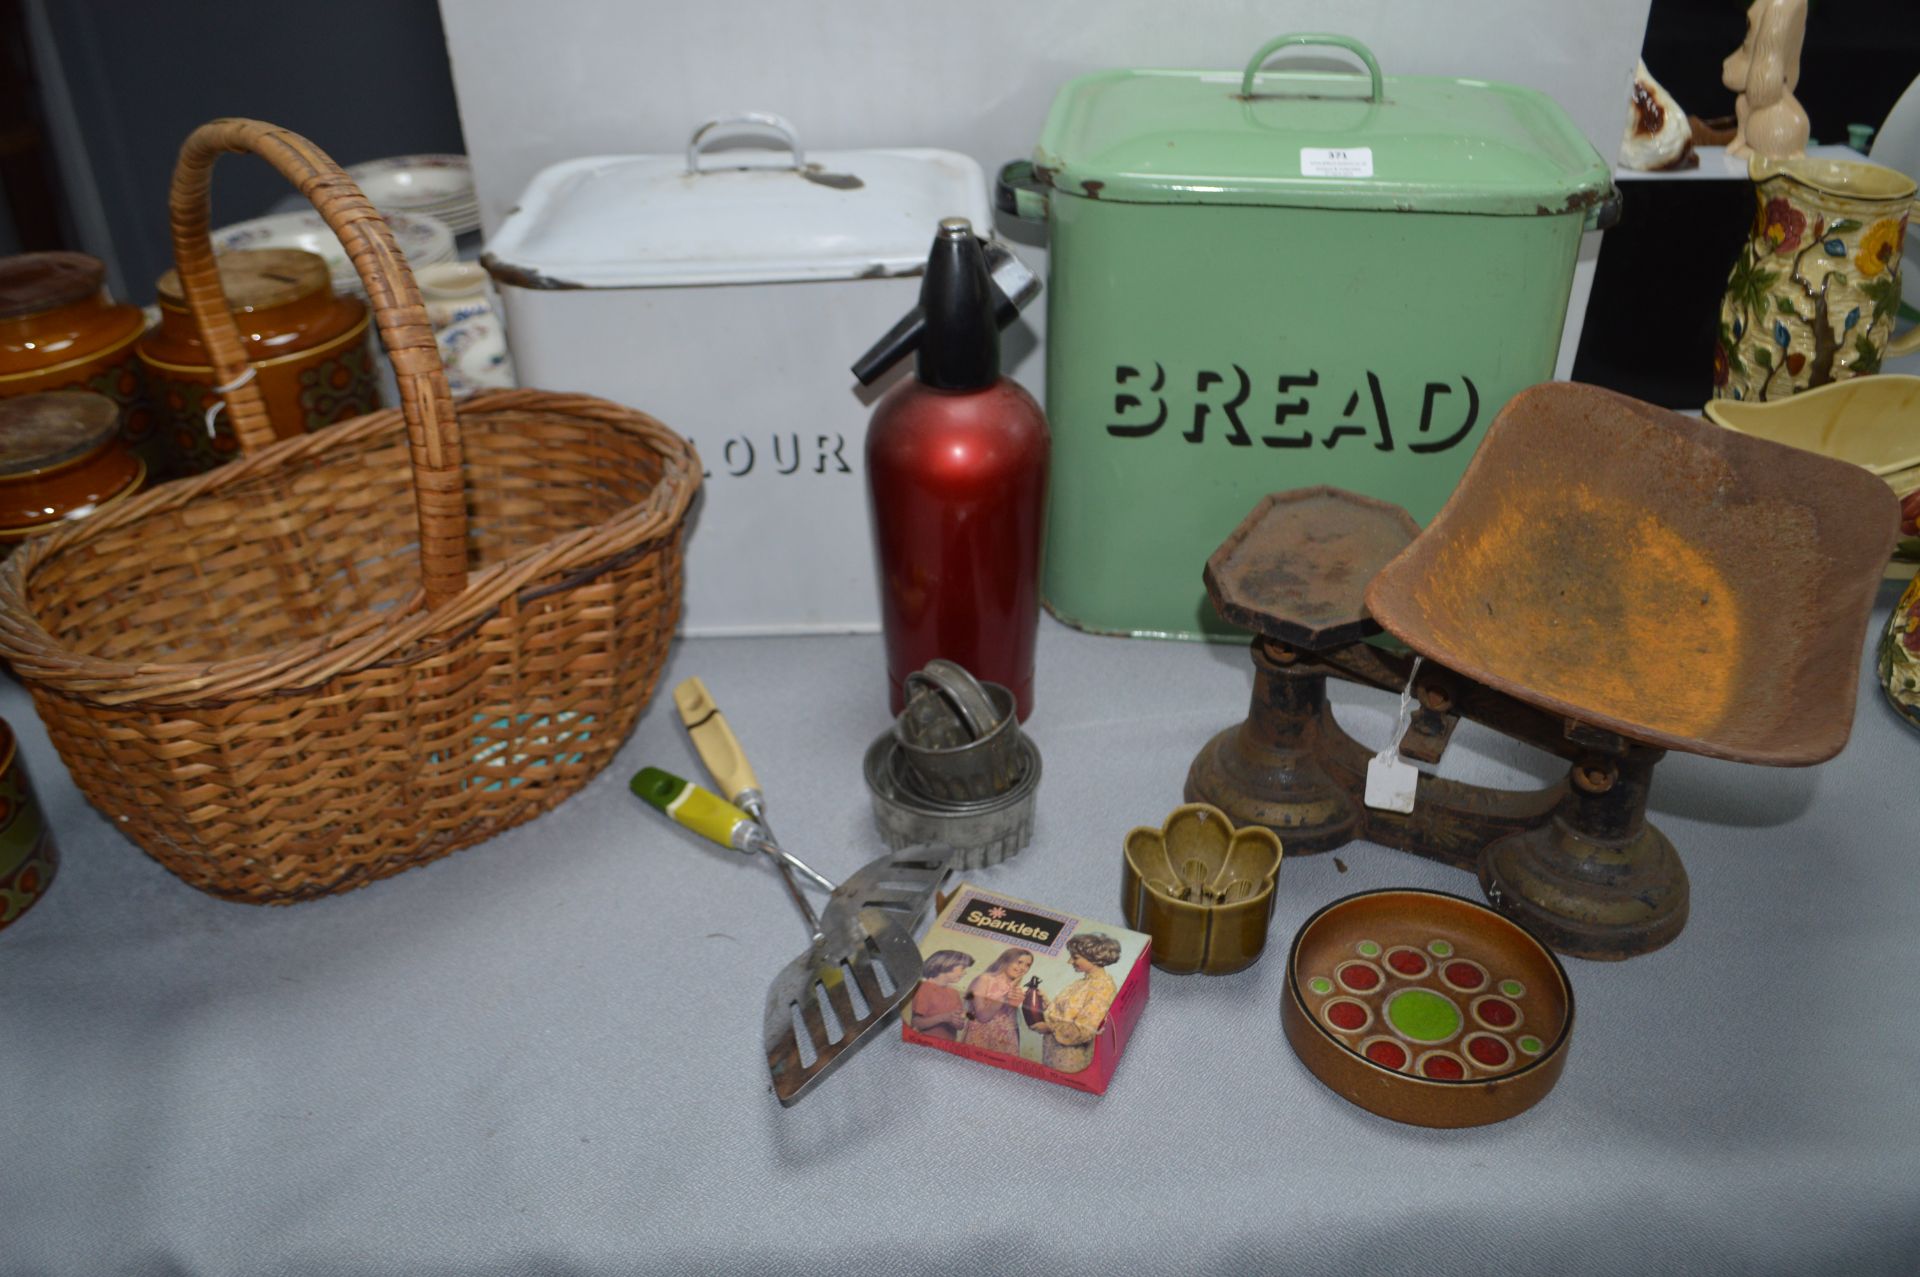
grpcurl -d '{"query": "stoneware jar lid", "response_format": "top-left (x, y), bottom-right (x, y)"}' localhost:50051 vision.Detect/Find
top-left (483, 112), bottom-right (992, 289)
top-left (0, 251), bottom-right (107, 321)
top-left (0, 390), bottom-right (121, 476)
top-left (155, 247), bottom-right (332, 313)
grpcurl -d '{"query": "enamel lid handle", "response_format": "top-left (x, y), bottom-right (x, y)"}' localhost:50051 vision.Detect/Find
top-left (686, 112), bottom-right (805, 174)
top-left (1240, 33), bottom-right (1385, 103)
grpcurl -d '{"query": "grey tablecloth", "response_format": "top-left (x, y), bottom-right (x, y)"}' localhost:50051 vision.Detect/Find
top-left (4, 610), bottom-right (1917, 1275)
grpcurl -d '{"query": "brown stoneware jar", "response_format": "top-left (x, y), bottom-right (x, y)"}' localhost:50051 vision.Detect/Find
top-left (0, 718), bottom-right (59, 934)
top-left (0, 390), bottom-right (144, 554)
top-left (138, 247), bottom-right (379, 477)
top-left (0, 251), bottom-right (157, 472)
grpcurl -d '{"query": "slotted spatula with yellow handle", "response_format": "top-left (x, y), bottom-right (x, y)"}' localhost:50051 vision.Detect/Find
top-left (630, 678), bottom-right (952, 1106)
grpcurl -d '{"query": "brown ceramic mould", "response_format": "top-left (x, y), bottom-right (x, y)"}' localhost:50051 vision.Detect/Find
top-left (1122, 804), bottom-right (1282, 975)
top-left (1282, 888), bottom-right (1573, 1129)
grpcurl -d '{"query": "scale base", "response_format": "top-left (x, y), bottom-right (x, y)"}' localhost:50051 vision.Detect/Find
top-left (1185, 724), bottom-right (1360, 856)
top-left (1186, 647), bottom-right (1690, 960)
top-left (1480, 810), bottom-right (1689, 962)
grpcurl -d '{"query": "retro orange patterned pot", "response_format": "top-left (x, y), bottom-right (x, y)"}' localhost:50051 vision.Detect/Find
top-left (0, 251), bottom-right (158, 472)
top-left (0, 390), bottom-right (144, 552)
top-left (0, 719), bottom-right (58, 934)
top-left (137, 247), bottom-right (380, 477)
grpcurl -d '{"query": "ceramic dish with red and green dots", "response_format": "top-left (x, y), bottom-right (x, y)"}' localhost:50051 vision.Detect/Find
top-left (1281, 888), bottom-right (1574, 1128)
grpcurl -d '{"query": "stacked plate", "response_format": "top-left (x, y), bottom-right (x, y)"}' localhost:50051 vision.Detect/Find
top-left (345, 154), bottom-right (479, 236)
top-left (211, 209), bottom-right (456, 299)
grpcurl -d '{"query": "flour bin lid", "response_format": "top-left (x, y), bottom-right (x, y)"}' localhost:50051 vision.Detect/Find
top-left (483, 113), bottom-right (992, 289)
top-left (1031, 34), bottom-right (1614, 220)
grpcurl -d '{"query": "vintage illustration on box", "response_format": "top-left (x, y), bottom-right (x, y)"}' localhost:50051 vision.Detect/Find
top-left (908, 889), bottom-right (1145, 1073)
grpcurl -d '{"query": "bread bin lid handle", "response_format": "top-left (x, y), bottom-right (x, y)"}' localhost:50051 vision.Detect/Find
top-left (1240, 33), bottom-right (1383, 102)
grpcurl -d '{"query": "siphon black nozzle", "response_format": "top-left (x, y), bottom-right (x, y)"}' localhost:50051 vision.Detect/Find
top-left (851, 224), bottom-right (1039, 386)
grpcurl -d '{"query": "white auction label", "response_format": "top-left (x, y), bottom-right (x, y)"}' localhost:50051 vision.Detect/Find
top-left (1300, 147), bottom-right (1373, 178)
top-left (1364, 749), bottom-right (1419, 814)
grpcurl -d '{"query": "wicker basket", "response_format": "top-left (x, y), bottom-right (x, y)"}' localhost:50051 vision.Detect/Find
top-left (0, 119), bottom-right (700, 903)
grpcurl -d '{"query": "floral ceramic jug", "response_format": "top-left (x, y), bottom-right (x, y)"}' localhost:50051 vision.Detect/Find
top-left (1879, 578), bottom-right (1920, 732)
top-left (1713, 156), bottom-right (1916, 402)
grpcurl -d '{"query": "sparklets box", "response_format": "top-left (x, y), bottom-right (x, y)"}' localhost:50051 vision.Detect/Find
top-left (902, 883), bottom-right (1150, 1094)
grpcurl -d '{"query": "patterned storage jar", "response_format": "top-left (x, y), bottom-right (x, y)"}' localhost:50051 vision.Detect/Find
top-left (0, 718), bottom-right (58, 934)
top-left (137, 247), bottom-right (380, 477)
top-left (0, 391), bottom-right (144, 555)
top-left (0, 252), bottom-right (158, 473)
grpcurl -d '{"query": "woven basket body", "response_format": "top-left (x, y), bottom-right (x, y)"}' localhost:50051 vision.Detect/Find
top-left (0, 121), bottom-right (699, 903)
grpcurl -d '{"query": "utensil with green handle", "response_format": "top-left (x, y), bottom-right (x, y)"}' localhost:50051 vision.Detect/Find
top-left (629, 765), bottom-right (834, 894)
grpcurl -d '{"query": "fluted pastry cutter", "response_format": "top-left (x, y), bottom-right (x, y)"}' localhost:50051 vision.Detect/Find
top-left (867, 659), bottom-right (1040, 869)
top-left (629, 678), bottom-right (953, 1106)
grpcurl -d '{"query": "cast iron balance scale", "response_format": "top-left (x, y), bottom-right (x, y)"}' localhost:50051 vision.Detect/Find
top-left (1185, 384), bottom-right (1896, 960)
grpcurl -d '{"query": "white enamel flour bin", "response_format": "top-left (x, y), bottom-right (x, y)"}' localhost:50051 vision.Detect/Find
top-left (483, 114), bottom-right (991, 634)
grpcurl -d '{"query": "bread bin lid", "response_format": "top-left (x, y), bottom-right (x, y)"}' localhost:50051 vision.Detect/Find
top-left (483, 113), bottom-right (992, 289)
top-left (1031, 33), bottom-right (1614, 219)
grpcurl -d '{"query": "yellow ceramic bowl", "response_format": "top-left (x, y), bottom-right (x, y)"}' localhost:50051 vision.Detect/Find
top-left (1704, 375), bottom-right (1920, 575)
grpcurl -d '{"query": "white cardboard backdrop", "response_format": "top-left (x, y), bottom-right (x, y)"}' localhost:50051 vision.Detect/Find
top-left (439, 0), bottom-right (1653, 384)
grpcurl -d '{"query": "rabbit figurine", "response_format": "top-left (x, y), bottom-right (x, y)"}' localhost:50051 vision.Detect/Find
top-left (1723, 0), bottom-right (1810, 161)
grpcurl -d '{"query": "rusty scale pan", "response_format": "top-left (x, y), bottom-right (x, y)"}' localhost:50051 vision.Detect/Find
top-left (1366, 382), bottom-right (1896, 767)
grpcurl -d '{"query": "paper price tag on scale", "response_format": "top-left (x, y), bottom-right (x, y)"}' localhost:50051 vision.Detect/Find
top-left (1364, 655), bottom-right (1423, 814)
top-left (1365, 749), bottom-right (1419, 814)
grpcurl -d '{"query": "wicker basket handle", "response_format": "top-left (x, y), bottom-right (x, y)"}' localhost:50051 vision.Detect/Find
top-left (168, 118), bottom-right (467, 609)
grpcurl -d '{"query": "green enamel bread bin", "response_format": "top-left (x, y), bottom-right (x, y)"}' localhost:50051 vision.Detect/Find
top-left (1000, 33), bottom-right (1617, 640)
